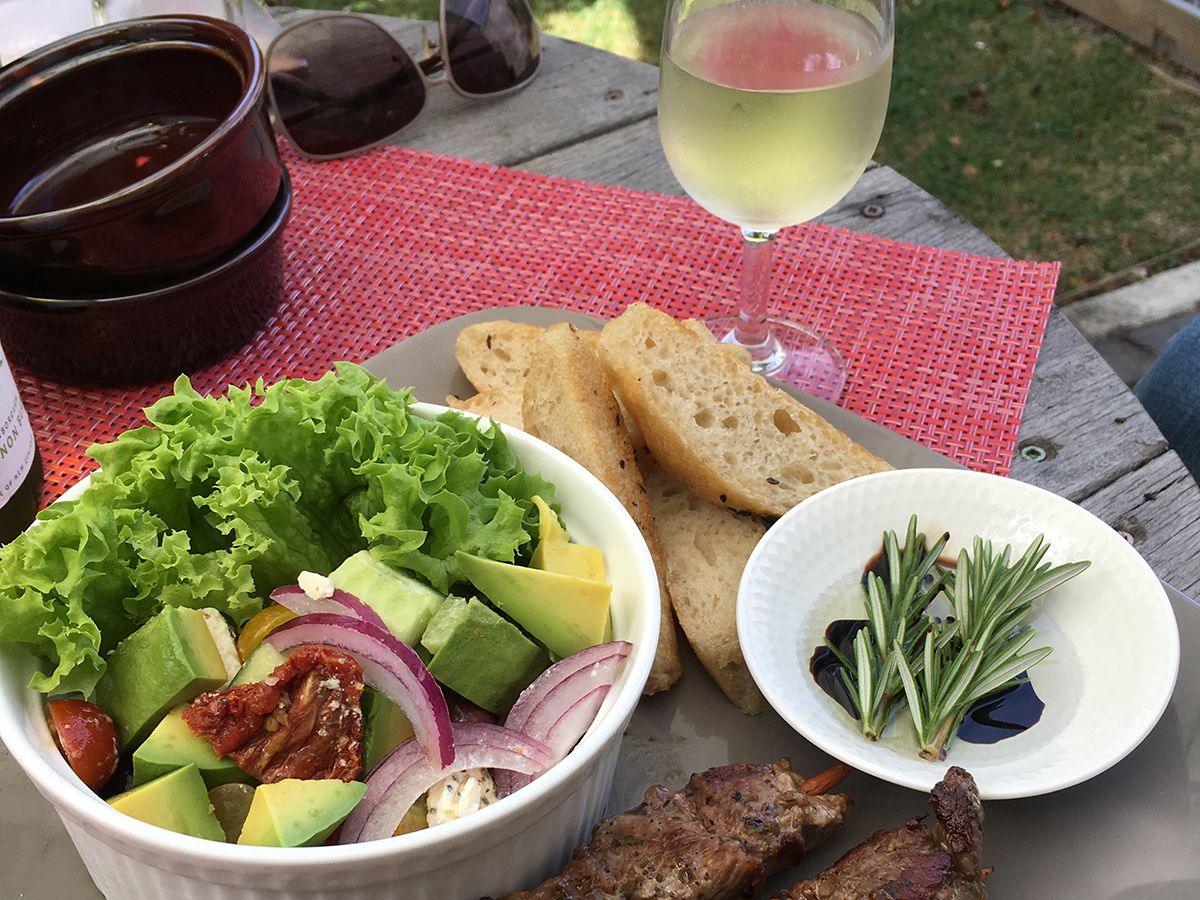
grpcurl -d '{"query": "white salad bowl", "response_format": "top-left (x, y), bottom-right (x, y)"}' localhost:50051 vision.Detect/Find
top-left (738, 467), bottom-right (1180, 800)
top-left (0, 402), bottom-right (661, 900)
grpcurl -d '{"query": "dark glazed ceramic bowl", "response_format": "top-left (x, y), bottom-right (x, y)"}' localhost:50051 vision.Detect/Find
top-left (0, 15), bottom-right (282, 296)
top-left (0, 169), bottom-right (291, 384)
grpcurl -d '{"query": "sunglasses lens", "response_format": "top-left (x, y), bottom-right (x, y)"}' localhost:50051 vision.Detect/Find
top-left (444, 0), bottom-right (541, 96)
top-left (268, 17), bottom-right (426, 158)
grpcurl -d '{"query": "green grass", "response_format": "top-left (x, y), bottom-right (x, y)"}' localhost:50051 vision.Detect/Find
top-left (272, 0), bottom-right (1200, 292)
top-left (878, 0), bottom-right (1200, 293)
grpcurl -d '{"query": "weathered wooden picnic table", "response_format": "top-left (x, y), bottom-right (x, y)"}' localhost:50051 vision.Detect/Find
top-left (271, 10), bottom-right (1200, 598)
top-left (5, 13), bottom-right (1200, 900)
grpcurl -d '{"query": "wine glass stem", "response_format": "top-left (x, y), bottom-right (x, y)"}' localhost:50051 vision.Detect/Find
top-left (735, 228), bottom-right (784, 372)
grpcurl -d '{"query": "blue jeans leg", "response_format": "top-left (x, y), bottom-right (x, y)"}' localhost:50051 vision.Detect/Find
top-left (1134, 316), bottom-right (1200, 483)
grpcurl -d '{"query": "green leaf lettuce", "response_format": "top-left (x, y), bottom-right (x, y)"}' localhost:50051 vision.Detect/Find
top-left (0, 363), bottom-right (554, 696)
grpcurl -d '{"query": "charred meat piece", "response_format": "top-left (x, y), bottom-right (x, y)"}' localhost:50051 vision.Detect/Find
top-left (500, 760), bottom-right (851, 900)
top-left (774, 766), bottom-right (990, 900)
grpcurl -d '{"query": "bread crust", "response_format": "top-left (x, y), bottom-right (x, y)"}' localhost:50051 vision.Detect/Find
top-left (598, 303), bottom-right (892, 518)
top-left (521, 322), bottom-right (682, 694)
top-left (445, 386), bottom-right (525, 430)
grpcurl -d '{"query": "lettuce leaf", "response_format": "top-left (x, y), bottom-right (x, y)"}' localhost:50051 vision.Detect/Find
top-left (0, 363), bottom-right (555, 697)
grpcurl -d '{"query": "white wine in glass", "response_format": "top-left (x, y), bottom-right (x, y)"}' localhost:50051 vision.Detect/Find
top-left (658, 0), bottom-right (894, 400)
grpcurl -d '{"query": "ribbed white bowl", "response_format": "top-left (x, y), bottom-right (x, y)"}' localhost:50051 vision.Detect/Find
top-left (0, 403), bottom-right (660, 899)
top-left (738, 468), bottom-right (1178, 800)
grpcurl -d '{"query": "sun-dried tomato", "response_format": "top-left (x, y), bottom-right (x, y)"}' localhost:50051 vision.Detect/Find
top-left (183, 644), bottom-right (365, 783)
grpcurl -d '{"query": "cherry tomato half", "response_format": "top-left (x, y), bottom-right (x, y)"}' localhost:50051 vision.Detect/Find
top-left (45, 698), bottom-right (120, 792)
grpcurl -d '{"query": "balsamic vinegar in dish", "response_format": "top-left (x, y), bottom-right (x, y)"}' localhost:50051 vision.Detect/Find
top-left (809, 515), bottom-right (1088, 760)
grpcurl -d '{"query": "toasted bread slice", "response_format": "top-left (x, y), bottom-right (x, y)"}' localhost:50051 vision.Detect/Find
top-left (445, 387), bottom-right (525, 430)
top-left (455, 321), bottom-right (604, 393)
top-left (455, 321), bottom-right (548, 393)
top-left (597, 303), bottom-right (893, 518)
top-left (521, 322), bottom-right (682, 694)
top-left (641, 457), bottom-right (768, 714)
top-left (455, 320), bottom-right (648, 452)
top-left (680, 318), bottom-right (752, 368)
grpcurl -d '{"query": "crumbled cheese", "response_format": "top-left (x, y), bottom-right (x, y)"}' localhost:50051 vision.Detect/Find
top-left (299, 570), bottom-right (336, 601)
top-left (426, 768), bottom-right (497, 826)
top-left (201, 608), bottom-right (242, 684)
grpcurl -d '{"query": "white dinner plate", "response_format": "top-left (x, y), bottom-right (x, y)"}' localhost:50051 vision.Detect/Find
top-left (737, 468), bottom-right (1180, 800)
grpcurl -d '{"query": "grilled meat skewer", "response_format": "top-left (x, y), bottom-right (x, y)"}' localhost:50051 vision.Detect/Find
top-left (499, 760), bottom-right (851, 900)
top-left (773, 766), bottom-right (991, 900)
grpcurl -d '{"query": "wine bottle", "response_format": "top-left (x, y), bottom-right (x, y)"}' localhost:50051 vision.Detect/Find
top-left (0, 344), bottom-right (42, 543)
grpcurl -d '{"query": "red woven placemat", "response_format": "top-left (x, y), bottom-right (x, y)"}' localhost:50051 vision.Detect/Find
top-left (18, 144), bottom-right (1057, 504)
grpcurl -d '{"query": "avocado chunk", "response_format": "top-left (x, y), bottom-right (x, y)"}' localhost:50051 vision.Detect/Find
top-left (237, 778), bottom-right (368, 847)
top-left (361, 686), bottom-right (415, 775)
top-left (395, 795), bottom-right (428, 835)
top-left (455, 553), bottom-right (612, 659)
top-left (530, 496), bottom-right (605, 582)
top-left (209, 782), bottom-right (257, 843)
top-left (108, 763), bottom-right (226, 841)
top-left (330, 550), bottom-right (446, 645)
top-left (132, 705), bottom-right (257, 789)
top-left (95, 606), bottom-right (230, 749)
top-left (420, 596), bottom-right (550, 715)
top-left (230, 641), bottom-right (288, 687)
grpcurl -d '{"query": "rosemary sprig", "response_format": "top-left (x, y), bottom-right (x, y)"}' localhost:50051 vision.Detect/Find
top-left (892, 533), bottom-right (1090, 760)
top-left (828, 515), bottom-right (950, 740)
top-left (822, 515), bottom-right (1089, 760)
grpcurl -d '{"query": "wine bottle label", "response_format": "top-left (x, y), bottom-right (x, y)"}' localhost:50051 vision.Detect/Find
top-left (0, 351), bottom-right (36, 506)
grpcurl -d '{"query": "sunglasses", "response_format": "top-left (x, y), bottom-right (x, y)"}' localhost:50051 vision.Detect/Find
top-left (266, 3), bottom-right (541, 161)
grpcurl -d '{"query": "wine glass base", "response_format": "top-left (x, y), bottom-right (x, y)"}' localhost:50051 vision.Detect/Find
top-left (705, 314), bottom-right (847, 402)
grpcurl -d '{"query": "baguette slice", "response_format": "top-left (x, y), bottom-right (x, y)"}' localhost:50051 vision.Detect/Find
top-left (456, 321), bottom-right (604, 393)
top-left (455, 320), bottom-right (647, 452)
top-left (641, 457), bottom-right (768, 714)
top-left (521, 322), bottom-right (682, 694)
top-left (455, 320), bottom-right (548, 393)
top-left (445, 386), bottom-right (525, 430)
top-left (598, 303), bottom-right (893, 518)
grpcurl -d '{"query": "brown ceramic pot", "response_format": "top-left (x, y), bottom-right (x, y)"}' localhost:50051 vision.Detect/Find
top-left (0, 15), bottom-right (282, 296)
top-left (0, 169), bottom-right (291, 384)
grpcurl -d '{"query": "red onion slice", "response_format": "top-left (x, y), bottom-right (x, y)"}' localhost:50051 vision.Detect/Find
top-left (269, 584), bottom-right (391, 633)
top-left (340, 722), bottom-right (554, 843)
top-left (496, 684), bottom-right (609, 796)
top-left (495, 641), bottom-right (631, 797)
top-left (265, 613), bottom-right (455, 769)
top-left (505, 641), bottom-right (631, 736)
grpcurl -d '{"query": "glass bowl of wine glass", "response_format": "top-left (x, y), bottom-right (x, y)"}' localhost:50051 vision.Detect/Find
top-left (657, 0), bottom-right (894, 400)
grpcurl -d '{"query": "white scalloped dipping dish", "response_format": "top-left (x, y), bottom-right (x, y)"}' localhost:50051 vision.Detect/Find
top-left (0, 403), bottom-right (661, 900)
top-left (737, 468), bottom-right (1179, 800)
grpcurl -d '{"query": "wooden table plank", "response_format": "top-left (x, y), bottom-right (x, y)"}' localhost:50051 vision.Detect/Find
top-left (271, 12), bottom-right (660, 168)
top-left (517, 118), bottom-right (1013, 261)
top-left (1078, 450), bottom-right (1200, 594)
top-left (821, 165), bottom-right (1008, 258)
top-left (1010, 311), bottom-right (1172, 502)
top-left (517, 116), bottom-right (682, 195)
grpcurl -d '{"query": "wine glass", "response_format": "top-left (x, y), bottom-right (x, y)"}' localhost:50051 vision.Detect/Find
top-left (658, 0), bottom-right (894, 400)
